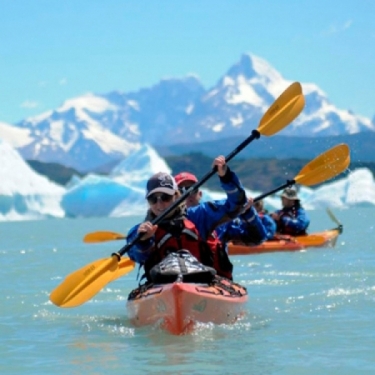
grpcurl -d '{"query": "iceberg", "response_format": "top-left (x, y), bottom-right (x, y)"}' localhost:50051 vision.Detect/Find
top-left (0, 140), bottom-right (375, 221)
top-left (62, 174), bottom-right (145, 217)
top-left (61, 143), bottom-right (171, 217)
top-left (0, 140), bottom-right (65, 221)
top-left (255, 168), bottom-right (375, 211)
top-left (110, 143), bottom-right (171, 188)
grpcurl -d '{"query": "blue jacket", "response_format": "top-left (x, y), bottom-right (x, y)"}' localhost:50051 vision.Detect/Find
top-left (274, 205), bottom-right (310, 235)
top-left (216, 206), bottom-right (267, 246)
top-left (258, 212), bottom-right (277, 240)
top-left (127, 169), bottom-right (251, 264)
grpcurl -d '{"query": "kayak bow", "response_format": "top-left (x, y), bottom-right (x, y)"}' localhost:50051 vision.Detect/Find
top-left (127, 277), bottom-right (248, 335)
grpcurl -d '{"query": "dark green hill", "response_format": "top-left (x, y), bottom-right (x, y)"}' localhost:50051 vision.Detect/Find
top-left (164, 153), bottom-right (374, 192)
top-left (26, 160), bottom-right (84, 185)
top-left (26, 154), bottom-right (375, 192)
top-left (155, 131), bottom-right (375, 163)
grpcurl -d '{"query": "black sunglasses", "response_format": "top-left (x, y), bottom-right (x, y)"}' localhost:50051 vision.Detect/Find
top-left (178, 186), bottom-right (198, 196)
top-left (147, 193), bottom-right (174, 205)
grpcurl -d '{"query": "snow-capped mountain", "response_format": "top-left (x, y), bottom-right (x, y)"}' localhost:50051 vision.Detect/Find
top-left (179, 54), bottom-right (374, 140)
top-left (15, 94), bottom-right (141, 172)
top-left (0, 53), bottom-right (374, 172)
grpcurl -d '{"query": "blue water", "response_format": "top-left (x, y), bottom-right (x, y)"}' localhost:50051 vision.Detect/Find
top-left (1, 208), bottom-right (375, 374)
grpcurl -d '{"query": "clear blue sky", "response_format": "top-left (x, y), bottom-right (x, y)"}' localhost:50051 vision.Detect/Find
top-left (1, 0), bottom-right (374, 124)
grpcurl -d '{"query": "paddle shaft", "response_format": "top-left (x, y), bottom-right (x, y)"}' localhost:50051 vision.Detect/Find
top-left (116, 129), bottom-right (261, 257)
top-left (254, 179), bottom-right (295, 202)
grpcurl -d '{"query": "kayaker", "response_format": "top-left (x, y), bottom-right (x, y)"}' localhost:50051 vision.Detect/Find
top-left (174, 171), bottom-right (267, 245)
top-left (253, 199), bottom-right (277, 240)
top-left (270, 187), bottom-right (310, 236)
top-left (126, 155), bottom-right (255, 281)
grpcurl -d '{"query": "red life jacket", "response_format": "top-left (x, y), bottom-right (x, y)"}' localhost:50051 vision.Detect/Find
top-left (143, 218), bottom-right (233, 280)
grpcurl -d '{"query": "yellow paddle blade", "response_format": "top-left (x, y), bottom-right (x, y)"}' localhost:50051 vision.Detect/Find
top-left (111, 257), bottom-right (136, 281)
top-left (258, 82), bottom-right (305, 136)
top-left (50, 255), bottom-right (134, 308)
top-left (295, 235), bottom-right (328, 247)
top-left (83, 231), bottom-right (126, 243)
top-left (295, 144), bottom-right (350, 186)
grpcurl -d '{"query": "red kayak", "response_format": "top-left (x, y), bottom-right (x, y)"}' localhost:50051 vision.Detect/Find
top-left (127, 276), bottom-right (248, 335)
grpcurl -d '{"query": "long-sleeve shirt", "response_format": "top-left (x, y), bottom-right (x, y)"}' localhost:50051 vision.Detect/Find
top-left (216, 206), bottom-right (267, 246)
top-left (127, 168), bottom-right (249, 264)
top-left (274, 206), bottom-right (310, 235)
top-left (259, 212), bottom-right (277, 240)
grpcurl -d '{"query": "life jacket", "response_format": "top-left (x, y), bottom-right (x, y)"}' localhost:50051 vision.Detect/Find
top-left (277, 207), bottom-right (307, 235)
top-left (143, 218), bottom-right (233, 281)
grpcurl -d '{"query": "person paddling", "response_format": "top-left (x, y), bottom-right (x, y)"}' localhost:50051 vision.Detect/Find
top-left (174, 171), bottom-right (267, 246)
top-left (270, 187), bottom-right (310, 236)
top-left (126, 156), bottom-right (252, 281)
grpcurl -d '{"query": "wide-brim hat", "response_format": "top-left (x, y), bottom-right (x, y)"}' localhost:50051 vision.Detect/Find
top-left (280, 187), bottom-right (299, 200)
top-left (146, 172), bottom-right (178, 198)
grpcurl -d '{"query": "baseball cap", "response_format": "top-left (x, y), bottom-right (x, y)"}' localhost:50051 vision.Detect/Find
top-left (174, 172), bottom-right (198, 186)
top-left (145, 172), bottom-right (178, 198)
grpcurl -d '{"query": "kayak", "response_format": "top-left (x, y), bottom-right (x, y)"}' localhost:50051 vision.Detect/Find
top-left (228, 226), bottom-right (342, 255)
top-left (126, 276), bottom-right (248, 335)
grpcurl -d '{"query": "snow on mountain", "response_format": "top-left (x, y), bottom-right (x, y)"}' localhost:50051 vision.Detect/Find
top-left (15, 94), bottom-right (141, 172)
top-left (0, 140), bottom-right (65, 221)
top-left (291, 83), bottom-right (374, 136)
top-left (0, 121), bottom-right (32, 147)
top-left (180, 54), bottom-right (374, 141)
top-left (103, 75), bottom-right (205, 143)
top-left (0, 53), bottom-right (374, 172)
top-left (179, 54), bottom-right (290, 141)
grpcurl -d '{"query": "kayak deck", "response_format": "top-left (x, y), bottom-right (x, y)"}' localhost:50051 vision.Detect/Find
top-left (126, 276), bottom-right (248, 335)
top-left (228, 226), bottom-right (342, 255)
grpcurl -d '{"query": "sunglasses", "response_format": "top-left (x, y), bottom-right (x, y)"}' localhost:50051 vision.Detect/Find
top-left (147, 193), bottom-right (174, 205)
top-left (178, 186), bottom-right (198, 196)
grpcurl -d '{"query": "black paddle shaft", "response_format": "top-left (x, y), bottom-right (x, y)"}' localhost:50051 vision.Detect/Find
top-left (254, 180), bottom-right (296, 202)
top-left (115, 129), bottom-right (261, 257)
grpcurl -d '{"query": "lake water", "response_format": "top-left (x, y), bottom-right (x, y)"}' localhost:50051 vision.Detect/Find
top-left (1, 207), bottom-right (374, 374)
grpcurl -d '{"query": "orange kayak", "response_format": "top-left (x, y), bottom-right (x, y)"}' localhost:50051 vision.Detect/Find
top-left (126, 276), bottom-right (248, 335)
top-left (228, 226), bottom-right (342, 255)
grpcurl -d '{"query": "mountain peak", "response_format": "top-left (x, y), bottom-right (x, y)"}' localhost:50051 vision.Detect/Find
top-left (226, 54), bottom-right (257, 79)
top-left (225, 53), bottom-right (284, 83)
top-left (2, 52), bottom-right (374, 172)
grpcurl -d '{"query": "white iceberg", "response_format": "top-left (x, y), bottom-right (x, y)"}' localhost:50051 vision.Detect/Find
top-left (0, 140), bottom-right (65, 221)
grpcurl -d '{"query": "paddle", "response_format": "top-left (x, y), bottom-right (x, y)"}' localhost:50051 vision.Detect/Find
top-left (83, 231), bottom-right (126, 243)
top-left (252, 144), bottom-right (350, 202)
top-left (81, 144), bottom-right (350, 265)
top-left (326, 208), bottom-right (343, 230)
top-left (248, 143), bottom-right (350, 247)
top-left (292, 234), bottom-right (330, 247)
top-left (51, 143), bottom-right (350, 306)
top-left (49, 81), bottom-right (305, 308)
top-left (111, 257), bottom-right (135, 280)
